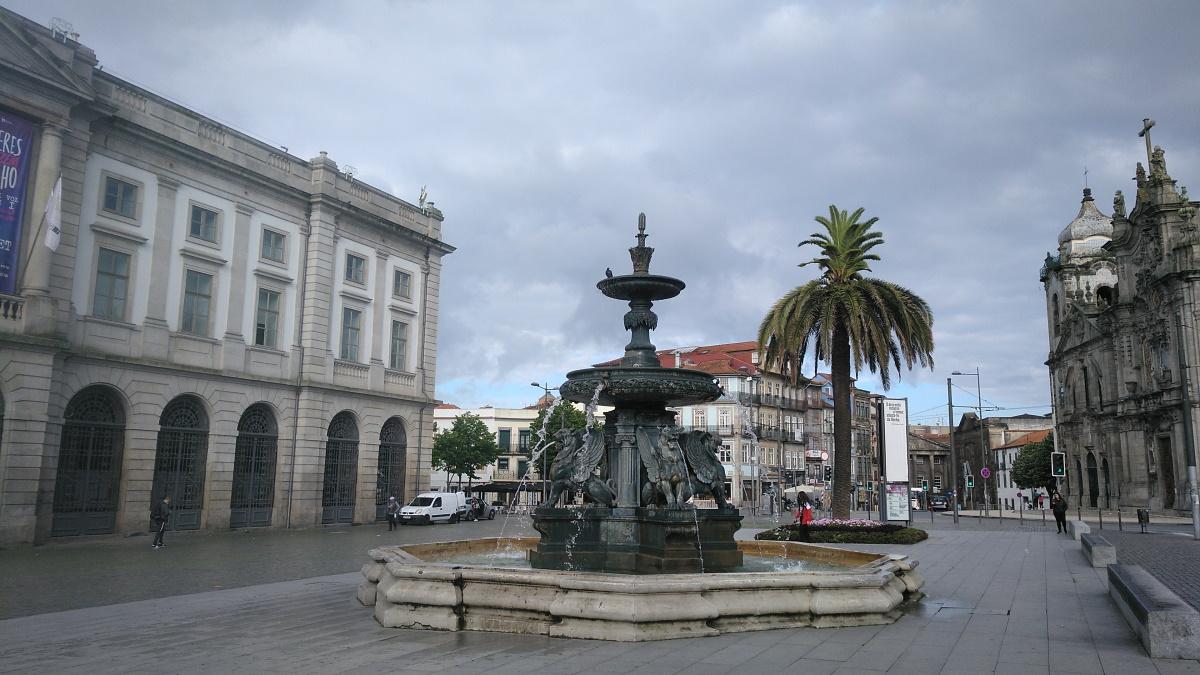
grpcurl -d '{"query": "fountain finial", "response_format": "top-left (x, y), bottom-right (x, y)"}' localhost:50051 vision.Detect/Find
top-left (629, 212), bottom-right (654, 274)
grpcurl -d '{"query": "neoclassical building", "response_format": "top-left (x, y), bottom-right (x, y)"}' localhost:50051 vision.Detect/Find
top-left (0, 8), bottom-right (451, 544)
top-left (1042, 125), bottom-right (1198, 512)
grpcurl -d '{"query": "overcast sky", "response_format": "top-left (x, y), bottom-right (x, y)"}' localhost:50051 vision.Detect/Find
top-left (13, 1), bottom-right (1200, 425)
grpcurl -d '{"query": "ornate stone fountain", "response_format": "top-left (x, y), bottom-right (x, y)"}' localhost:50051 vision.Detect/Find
top-left (356, 213), bottom-right (925, 641)
top-left (530, 214), bottom-right (742, 573)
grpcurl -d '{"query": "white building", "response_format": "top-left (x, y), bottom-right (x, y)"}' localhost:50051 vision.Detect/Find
top-left (0, 8), bottom-right (451, 544)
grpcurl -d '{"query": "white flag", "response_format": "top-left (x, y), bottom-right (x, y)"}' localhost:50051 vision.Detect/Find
top-left (43, 174), bottom-right (62, 252)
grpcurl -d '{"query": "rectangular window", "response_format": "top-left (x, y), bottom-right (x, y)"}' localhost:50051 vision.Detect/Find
top-left (392, 269), bottom-right (412, 299)
top-left (260, 229), bottom-right (286, 263)
top-left (498, 429), bottom-right (512, 453)
top-left (181, 269), bottom-right (213, 335)
top-left (934, 456), bottom-right (944, 464)
top-left (719, 445), bottom-right (732, 463)
top-left (102, 176), bottom-right (138, 219)
top-left (518, 429), bottom-right (531, 453)
top-left (340, 307), bottom-right (361, 360)
top-left (189, 204), bottom-right (219, 243)
top-left (254, 288), bottom-right (280, 347)
top-left (498, 458), bottom-right (510, 471)
top-left (933, 476), bottom-right (943, 490)
top-left (93, 248), bottom-right (130, 320)
top-left (389, 320), bottom-right (408, 370)
top-left (517, 460), bottom-right (529, 478)
top-left (693, 409), bottom-right (706, 428)
top-left (345, 253), bottom-right (366, 285)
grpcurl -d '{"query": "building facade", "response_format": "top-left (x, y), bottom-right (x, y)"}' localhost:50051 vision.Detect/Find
top-left (0, 9), bottom-right (451, 544)
top-left (1042, 129), bottom-right (1199, 512)
top-left (952, 414), bottom-right (1054, 509)
top-left (907, 426), bottom-right (950, 507)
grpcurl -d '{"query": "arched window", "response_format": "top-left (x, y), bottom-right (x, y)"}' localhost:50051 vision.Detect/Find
top-left (52, 386), bottom-right (126, 536)
top-left (152, 396), bottom-right (209, 530)
top-left (230, 404), bottom-right (278, 528)
top-left (376, 417), bottom-right (408, 521)
top-left (1086, 452), bottom-right (1099, 507)
top-left (322, 411), bottom-right (359, 523)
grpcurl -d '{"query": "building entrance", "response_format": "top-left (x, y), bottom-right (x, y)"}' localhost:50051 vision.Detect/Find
top-left (230, 404), bottom-right (278, 528)
top-left (152, 396), bottom-right (209, 530)
top-left (52, 387), bottom-right (125, 536)
top-left (375, 417), bottom-right (407, 521)
top-left (322, 412), bottom-right (358, 523)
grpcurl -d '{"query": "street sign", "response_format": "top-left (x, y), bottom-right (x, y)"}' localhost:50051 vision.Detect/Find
top-left (820, 451), bottom-right (829, 461)
top-left (980, 467), bottom-right (991, 479)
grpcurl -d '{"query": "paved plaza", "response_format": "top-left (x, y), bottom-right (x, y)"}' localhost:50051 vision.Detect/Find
top-left (2, 516), bottom-right (1199, 674)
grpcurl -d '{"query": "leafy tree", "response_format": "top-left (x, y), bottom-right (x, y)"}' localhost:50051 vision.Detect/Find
top-left (527, 401), bottom-right (591, 478)
top-left (431, 413), bottom-right (500, 490)
top-left (758, 205), bottom-right (935, 518)
top-left (1012, 434), bottom-right (1055, 491)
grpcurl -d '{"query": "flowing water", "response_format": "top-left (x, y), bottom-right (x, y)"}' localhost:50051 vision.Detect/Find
top-left (434, 550), bottom-right (844, 574)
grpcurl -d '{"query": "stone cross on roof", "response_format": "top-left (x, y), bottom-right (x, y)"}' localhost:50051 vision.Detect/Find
top-left (1139, 118), bottom-right (1155, 166)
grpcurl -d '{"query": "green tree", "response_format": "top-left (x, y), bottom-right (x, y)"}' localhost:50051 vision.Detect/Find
top-left (527, 401), bottom-right (591, 478)
top-left (431, 413), bottom-right (500, 490)
top-left (758, 205), bottom-right (935, 518)
top-left (1012, 434), bottom-right (1055, 491)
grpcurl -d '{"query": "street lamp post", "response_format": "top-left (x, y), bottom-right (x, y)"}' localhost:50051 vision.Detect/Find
top-left (952, 369), bottom-right (990, 517)
top-left (947, 378), bottom-right (960, 524)
top-left (531, 381), bottom-right (562, 502)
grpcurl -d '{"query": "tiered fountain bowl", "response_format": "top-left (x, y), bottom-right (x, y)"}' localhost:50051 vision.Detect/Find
top-left (358, 214), bottom-right (924, 640)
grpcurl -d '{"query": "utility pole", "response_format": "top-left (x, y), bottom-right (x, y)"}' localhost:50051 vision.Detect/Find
top-left (947, 378), bottom-right (959, 524)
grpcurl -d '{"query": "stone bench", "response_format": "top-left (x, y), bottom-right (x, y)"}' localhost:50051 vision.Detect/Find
top-left (1067, 518), bottom-right (1090, 540)
top-left (1108, 563), bottom-right (1200, 659)
top-left (1080, 533), bottom-right (1116, 567)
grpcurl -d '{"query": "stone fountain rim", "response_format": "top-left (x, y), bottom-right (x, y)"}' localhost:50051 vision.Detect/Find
top-left (368, 537), bottom-right (914, 588)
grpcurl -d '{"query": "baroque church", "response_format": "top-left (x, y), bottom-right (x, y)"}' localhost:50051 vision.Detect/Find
top-left (1042, 122), bottom-right (1198, 512)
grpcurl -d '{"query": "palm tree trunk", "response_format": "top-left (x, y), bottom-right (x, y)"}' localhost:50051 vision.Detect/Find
top-left (831, 321), bottom-right (853, 519)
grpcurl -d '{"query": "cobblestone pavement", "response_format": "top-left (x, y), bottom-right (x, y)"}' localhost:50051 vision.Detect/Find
top-left (3, 518), bottom-right (1199, 673)
top-left (1103, 530), bottom-right (1200, 612)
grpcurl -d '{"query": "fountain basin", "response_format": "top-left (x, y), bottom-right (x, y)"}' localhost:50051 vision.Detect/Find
top-left (561, 366), bottom-right (722, 406)
top-left (357, 537), bottom-right (925, 641)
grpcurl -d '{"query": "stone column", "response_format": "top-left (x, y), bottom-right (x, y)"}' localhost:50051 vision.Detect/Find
top-left (141, 176), bottom-right (179, 360)
top-left (20, 122), bottom-right (66, 334)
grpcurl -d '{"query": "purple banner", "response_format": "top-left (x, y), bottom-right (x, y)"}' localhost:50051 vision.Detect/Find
top-left (0, 111), bottom-right (35, 295)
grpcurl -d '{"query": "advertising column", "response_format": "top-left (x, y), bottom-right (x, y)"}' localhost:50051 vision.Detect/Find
top-left (880, 398), bottom-right (911, 523)
top-left (0, 111), bottom-right (35, 295)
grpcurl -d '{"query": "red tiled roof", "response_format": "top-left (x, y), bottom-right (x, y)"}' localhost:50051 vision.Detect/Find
top-left (593, 341), bottom-right (762, 376)
top-left (435, 403), bottom-right (460, 410)
top-left (995, 429), bottom-right (1052, 450)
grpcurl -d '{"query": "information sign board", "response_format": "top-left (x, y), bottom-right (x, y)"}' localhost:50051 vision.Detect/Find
top-left (885, 482), bottom-right (911, 522)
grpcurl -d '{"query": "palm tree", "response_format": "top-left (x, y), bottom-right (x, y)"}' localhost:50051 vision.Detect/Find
top-left (758, 205), bottom-right (934, 519)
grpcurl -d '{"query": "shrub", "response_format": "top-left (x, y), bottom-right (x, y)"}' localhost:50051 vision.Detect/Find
top-left (754, 520), bottom-right (928, 545)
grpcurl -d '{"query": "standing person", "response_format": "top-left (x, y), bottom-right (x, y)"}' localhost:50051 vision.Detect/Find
top-left (385, 496), bottom-right (400, 530)
top-left (793, 491), bottom-right (813, 542)
top-left (150, 495), bottom-right (171, 549)
top-left (1051, 491), bottom-right (1068, 533)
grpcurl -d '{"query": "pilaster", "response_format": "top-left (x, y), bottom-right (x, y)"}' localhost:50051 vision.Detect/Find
top-left (141, 175), bottom-right (179, 360)
top-left (220, 203), bottom-right (254, 369)
top-left (20, 121), bottom-right (66, 335)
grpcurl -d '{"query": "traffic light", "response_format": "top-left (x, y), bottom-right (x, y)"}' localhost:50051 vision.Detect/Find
top-left (823, 465), bottom-right (832, 482)
top-left (866, 482), bottom-right (873, 492)
top-left (1051, 451), bottom-right (1066, 477)
top-left (966, 476), bottom-right (974, 488)
top-left (921, 479), bottom-right (929, 491)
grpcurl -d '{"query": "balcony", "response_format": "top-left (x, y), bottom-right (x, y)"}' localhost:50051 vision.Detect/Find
top-left (0, 294), bottom-right (23, 330)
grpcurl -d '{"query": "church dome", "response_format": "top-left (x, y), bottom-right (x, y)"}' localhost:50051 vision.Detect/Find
top-left (1057, 188), bottom-right (1112, 254)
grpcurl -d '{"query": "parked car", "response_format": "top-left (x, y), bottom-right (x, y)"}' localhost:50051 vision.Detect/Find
top-left (465, 497), bottom-right (498, 521)
top-left (928, 493), bottom-right (950, 511)
top-left (399, 491), bottom-right (467, 525)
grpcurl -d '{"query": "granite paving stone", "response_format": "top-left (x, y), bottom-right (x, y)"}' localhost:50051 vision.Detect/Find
top-left (1, 516), bottom-right (1198, 673)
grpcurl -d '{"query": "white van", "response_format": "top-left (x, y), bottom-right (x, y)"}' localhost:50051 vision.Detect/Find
top-left (399, 492), bottom-right (467, 525)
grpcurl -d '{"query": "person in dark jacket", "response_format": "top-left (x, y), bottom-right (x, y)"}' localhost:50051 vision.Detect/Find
top-left (151, 495), bottom-right (172, 549)
top-left (385, 496), bottom-right (400, 530)
top-left (1051, 491), bottom-right (1068, 533)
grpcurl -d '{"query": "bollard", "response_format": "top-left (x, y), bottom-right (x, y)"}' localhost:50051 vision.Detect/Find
top-left (1019, 499), bottom-right (1023, 523)
top-left (1118, 508), bottom-right (1123, 531)
top-left (1042, 508), bottom-right (1046, 525)
top-left (1099, 509), bottom-right (1103, 530)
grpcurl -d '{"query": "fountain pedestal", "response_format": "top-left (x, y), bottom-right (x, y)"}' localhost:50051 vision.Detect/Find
top-left (530, 507), bottom-right (743, 574)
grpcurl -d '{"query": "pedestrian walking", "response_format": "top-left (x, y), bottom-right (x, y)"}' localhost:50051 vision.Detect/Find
top-left (793, 491), bottom-right (813, 542)
top-left (151, 495), bottom-right (171, 549)
top-left (1051, 491), bottom-right (1068, 533)
top-left (385, 496), bottom-right (400, 530)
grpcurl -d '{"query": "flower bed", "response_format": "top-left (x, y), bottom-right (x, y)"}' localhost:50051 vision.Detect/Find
top-left (755, 518), bottom-right (929, 545)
